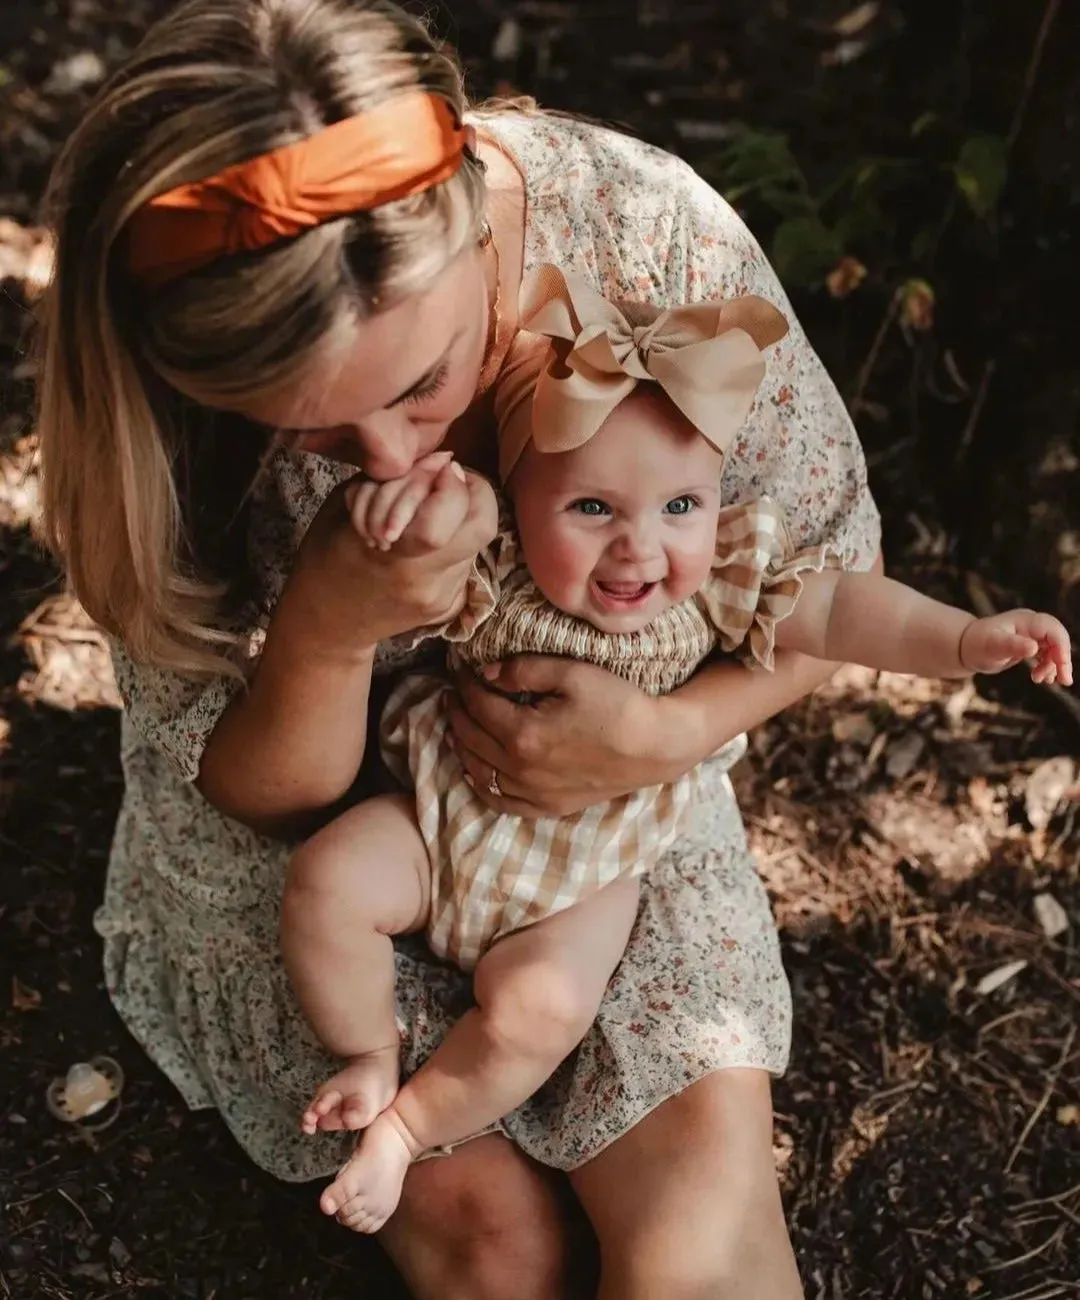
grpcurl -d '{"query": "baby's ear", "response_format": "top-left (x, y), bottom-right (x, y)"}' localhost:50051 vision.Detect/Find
top-left (719, 297), bottom-right (789, 350)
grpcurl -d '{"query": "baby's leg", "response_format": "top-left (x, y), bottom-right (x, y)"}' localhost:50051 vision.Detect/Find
top-left (326, 876), bottom-right (641, 1233)
top-left (281, 793), bottom-right (430, 1134)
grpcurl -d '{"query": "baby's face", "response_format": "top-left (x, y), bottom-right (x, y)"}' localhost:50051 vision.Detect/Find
top-left (509, 389), bottom-right (724, 634)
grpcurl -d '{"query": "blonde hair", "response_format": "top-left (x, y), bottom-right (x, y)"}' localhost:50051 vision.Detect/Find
top-left (35, 0), bottom-right (487, 676)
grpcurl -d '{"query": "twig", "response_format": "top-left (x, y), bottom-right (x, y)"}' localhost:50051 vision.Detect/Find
top-left (848, 288), bottom-right (899, 415)
top-left (982, 1224), bottom-right (1066, 1273)
top-left (954, 359), bottom-right (996, 462)
top-left (1014, 1179), bottom-right (1080, 1210)
top-left (1005, 1023), bottom-right (1077, 1172)
top-left (993, 1285), bottom-right (1071, 1300)
top-left (1007, 0), bottom-right (1063, 149)
top-left (54, 1186), bottom-right (93, 1230)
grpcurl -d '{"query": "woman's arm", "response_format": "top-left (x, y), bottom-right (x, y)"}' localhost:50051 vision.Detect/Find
top-left (196, 593), bottom-right (376, 838)
top-left (196, 464), bottom-right (498, 837)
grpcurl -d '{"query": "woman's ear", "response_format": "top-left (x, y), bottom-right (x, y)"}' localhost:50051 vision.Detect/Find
top-left (464, 123), bottom-right (479, 156)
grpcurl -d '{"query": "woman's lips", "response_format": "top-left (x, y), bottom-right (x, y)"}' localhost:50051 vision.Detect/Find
top-left (591, 579), bottom-right (657, 611)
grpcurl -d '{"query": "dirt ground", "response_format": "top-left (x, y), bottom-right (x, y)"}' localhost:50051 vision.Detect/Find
top-left (1, 2), bottom-right (1078, 1297)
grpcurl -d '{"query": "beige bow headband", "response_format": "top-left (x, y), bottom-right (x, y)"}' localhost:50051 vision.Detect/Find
top-left (495, 263), bottom-right (789, 482)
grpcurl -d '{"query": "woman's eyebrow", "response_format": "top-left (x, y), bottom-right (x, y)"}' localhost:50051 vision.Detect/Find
top-left (387, 327), bottom-right (465, 406)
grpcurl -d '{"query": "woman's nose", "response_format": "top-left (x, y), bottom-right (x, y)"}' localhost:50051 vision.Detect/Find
top-left (356, 410), bottom-right (419, 479)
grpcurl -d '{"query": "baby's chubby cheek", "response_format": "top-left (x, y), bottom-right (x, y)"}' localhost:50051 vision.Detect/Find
top-left (664, 540), bottom-right (717, 604)
top-left (516, 521), bottom-right (594, 613)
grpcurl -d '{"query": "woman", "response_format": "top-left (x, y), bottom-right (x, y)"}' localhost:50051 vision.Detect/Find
top-left (36, 1), bottom-right (881, 1296)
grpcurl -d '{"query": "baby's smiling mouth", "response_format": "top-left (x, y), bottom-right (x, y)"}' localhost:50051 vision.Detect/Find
top-left (592, 579), bottom-right (657, 609)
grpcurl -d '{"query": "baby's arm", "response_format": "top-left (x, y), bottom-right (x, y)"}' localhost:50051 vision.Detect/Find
top-left (775, 569), bottom-right (1073, 686)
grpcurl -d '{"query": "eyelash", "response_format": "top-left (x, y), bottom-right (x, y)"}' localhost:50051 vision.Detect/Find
top-left (402, 361), bottom-right (450, 405)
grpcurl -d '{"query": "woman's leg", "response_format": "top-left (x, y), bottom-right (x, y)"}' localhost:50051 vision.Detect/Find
top-left (281, 794), bottom-right (430, 1134)
top-left (377, 1133), bottom-right (585, 1300)
top-left (569, 1069), bottom-right (801, 1300)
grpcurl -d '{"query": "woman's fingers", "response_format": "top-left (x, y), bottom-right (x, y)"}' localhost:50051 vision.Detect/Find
top-left (446, 695), bottom-right (512, 772)
top-left (449, 733), bottom-right (561, 817)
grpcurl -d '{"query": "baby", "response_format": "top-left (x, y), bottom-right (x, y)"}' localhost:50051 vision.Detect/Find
top-left (281, 264), bottom-right (1072, 1233)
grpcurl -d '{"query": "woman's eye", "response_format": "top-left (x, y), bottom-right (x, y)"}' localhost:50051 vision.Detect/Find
top-left (571, 498), bottom-right (610, 517)
top-left (664, 495), bottom-right (698, 516)
top-left (402, 361), bottom-right (450, 406)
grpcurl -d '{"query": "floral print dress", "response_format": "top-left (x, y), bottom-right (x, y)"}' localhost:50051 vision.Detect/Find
top-left (97, 109), bottom-right (881, 1180)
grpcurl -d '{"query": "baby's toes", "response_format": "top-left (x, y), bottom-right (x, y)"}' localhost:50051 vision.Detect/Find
top-left (313, 1088), bottom-right (344, 1117)
top-left (337, 1201), bottom-right (381, 1234)
top-left (321, 1159), bottom-right (367, 1218)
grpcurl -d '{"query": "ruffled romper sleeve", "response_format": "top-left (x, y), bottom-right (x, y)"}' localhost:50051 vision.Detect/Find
top-left (697, 498), bottom-right (837, 672)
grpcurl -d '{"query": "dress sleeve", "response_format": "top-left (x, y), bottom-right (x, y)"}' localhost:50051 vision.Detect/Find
top-left (669, 166), bottom-right (881, 569)
top-left (110, 629), bottom-right (261, 784)
top-left (698, 499), bottom-right (838, 672)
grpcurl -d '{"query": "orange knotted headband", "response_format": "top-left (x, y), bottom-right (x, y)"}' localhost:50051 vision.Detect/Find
top-left (126, 92), bottom-right (467, 287)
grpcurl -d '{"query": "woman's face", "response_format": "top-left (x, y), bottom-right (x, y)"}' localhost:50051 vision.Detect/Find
top-left (233, 245), bottom-right (490, 479)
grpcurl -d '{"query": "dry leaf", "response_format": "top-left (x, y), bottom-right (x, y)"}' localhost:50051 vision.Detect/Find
top-left (974, 960), bottom-right (1027, 996)
top-left (826, 256), bottom-right (868, 299)
top-left (1056, 1104), bottom-right (1080, 1127)
top-left (1033, 892), bottom-right (1069, 939)
top-left (44, 50), bottom-right (106, 95)
top-left (821, 39), bottom-right (871, 67)
top-left (885, 732), bottom-right (925, 780)
top-left (1024, 756), bottom-right (1077, 830)
top-left (11, 976), bottom-right (42, 1010)
top-left (831, 712), bottom-right (877, 745)
top-left (834, 3), bottom-right (880, 37)
top-left (900, 279), bottom-right (935, 331)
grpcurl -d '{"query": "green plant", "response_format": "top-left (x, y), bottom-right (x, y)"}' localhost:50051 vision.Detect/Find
top-left (700, 121), bottom-right (1009, 293)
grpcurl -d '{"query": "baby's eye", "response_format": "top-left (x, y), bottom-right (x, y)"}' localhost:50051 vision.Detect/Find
top-left (571, 498), bottom-right (611, 517)
top-left (664, 495), bottom-right (699, 516)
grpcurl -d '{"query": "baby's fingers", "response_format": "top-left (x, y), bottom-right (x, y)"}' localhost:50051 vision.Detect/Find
top-left (984, 628), bottom-right (1039, 665)
top-left (1033, 636), bottom-right (1073, 688)
top-left (360, 454), bottom-right (453, 548)
top-left (404, 461), bottom-right (473, 551)
top-left (1014, 613), bottom-right (1074, 688)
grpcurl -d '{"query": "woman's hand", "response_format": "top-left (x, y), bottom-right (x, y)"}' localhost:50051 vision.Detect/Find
top-left (283, 454), bottom-right (499, 657)
top-left (447, 657), bottom-right (708, 818)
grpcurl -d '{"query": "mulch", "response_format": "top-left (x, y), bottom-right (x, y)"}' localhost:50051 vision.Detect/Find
top-left (1, 2), bottom-right (1077, 1296)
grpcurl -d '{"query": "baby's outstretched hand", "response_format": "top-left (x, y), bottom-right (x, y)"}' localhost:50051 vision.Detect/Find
top-left (960, 610), bottom-right (1073, 686)
top-left (350, 451), bottom-right (458, 551)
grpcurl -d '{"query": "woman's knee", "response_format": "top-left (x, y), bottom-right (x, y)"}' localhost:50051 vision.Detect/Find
top-left (601, 1193), bottom-right (800, 1300)
top-left (379, 1138), bottom-right (571, 1300)
top-left (574, 1071), bottom-right (801, 1299)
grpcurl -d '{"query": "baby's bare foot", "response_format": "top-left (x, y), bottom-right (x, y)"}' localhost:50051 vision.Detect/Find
top-left (300, 1045), bottom-right (399, 1135)
top-left (321, 1109), bottom-right (421, 1234)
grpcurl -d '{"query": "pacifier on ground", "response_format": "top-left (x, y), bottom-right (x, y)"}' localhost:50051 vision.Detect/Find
top-left (46, 1056), bottom-right (125, 1130)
